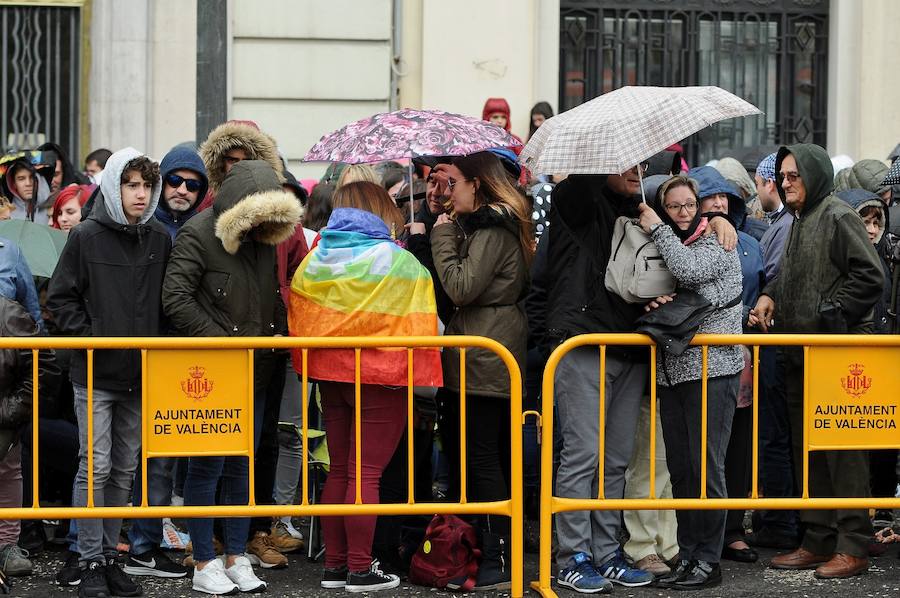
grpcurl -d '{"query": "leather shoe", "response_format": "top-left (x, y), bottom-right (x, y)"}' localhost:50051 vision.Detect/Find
top-left (722, 544), bottom-right (758, 563)
top-left (656, 559), bottom-right (693, 588)
top-left (673, 561), bottom-right (721, 591)
top-left (814, 553), bottom-right (868, 579)
top-left (770, 547), bottom-right (832, 570)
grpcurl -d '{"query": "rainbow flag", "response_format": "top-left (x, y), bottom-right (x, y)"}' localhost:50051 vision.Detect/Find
top-left (288, 208), bottom-right (443, 387)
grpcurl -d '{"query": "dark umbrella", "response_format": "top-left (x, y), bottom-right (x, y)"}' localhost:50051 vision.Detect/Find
top-left (881, 158), bottom-right (900, 187)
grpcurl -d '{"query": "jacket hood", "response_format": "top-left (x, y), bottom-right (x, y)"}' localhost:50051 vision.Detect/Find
top-left (3, 159), bottom-right (51, 207)
top-left (775, 144), bottom-right (834, 215)
top-left (99, 147), bottom-right (162, 226)
top-left (459, 203), bottom-right (520, 238)
top-left (833, 159), bottom-right (890, 196)
top-left (159, 147), bottom-right (209, 199)
top-left (481, 97), bottom-right (512, 132)
top-left (690, 165), bottom-right (746, 226)
top-left (714, 157), bottom-right (757, 201)
top-left (836, 189), bottom-right (888, 245)
top-left (199, 120), bottom-right (283, 193)
top-left (213, 160), bottom-right (302, 254)
top-left (641, 174), bottom-right (670, 207)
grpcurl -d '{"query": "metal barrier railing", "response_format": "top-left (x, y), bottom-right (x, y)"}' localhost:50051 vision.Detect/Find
top-left (0, 335), bottom-right (525, 598)
top-left (531, 333), bottom-right (900, 598)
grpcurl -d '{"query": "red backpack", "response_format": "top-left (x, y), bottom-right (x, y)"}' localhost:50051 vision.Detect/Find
top-left (408, 515), bottom-right (481, 590)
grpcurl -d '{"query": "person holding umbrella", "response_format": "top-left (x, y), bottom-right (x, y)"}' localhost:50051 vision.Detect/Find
top-left (430, 150), bottom-right (532, 591)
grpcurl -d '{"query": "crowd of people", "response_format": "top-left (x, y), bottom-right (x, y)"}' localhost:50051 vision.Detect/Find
top-left (0, 95), bottom-right (896, 597)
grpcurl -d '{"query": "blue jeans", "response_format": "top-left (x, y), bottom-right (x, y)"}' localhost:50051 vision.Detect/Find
top-left (184, 456), bottom-right (250, 562)
top-left (71, 384), bottom-right (142, 563)
top-left (128, 457), bottom-right (176, 554)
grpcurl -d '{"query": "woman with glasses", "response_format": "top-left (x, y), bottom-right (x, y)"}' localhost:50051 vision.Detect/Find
top-left (636, 175), bottom-right (744, 591)
top-left (429, 151), bottom-right (533, 591)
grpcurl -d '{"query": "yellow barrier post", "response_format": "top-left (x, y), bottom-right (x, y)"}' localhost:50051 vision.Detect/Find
top-left (30, 349), bottom-right (39, 509)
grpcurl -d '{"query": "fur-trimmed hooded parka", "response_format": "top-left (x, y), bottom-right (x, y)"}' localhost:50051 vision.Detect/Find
top-left (162, 160), bottom-right (302, 339)
top-left (199, 120), bottom-right (284, 195)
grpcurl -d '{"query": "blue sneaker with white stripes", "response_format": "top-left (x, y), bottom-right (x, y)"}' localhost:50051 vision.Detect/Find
top-left (596, 550), bottom-right (655, 587)
top-left (557, 552), bottom-right (613, 594)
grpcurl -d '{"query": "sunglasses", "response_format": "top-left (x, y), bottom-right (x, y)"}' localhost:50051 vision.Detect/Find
top-left (165, 173), bottom-right (203, 193)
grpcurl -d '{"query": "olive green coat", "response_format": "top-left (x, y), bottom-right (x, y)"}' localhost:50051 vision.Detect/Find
top-left (430, 206), bottom-right (528, 399)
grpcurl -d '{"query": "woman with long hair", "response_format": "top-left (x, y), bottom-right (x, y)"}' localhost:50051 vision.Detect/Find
top-left (289, 181), bottom-right (442, 593)
top-left (430, 150), bottom-right (533, 591)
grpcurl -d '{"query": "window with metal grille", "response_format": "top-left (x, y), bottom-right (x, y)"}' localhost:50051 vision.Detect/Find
top-left (560, 0), bottom-right (829, 167)
top-left (1, 3), bottom-right (82, 161)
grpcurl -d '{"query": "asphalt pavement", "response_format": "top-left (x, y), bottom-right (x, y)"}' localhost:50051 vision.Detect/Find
top-left (8, 542), bottom-right (899, 597)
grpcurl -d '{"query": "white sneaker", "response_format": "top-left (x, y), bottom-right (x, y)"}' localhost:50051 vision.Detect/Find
top-left (278, 516), bottom-right (305, 541)
top-left (192, 558), bottom-right (238, 595)
top-left (224, 555), bottom-right (267, 593)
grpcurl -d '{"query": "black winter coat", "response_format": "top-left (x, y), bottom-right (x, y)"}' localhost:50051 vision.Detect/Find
top-left (46, 198), bottom-right (171, 391)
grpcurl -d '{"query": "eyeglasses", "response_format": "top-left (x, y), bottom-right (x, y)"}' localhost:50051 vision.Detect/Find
top-left (446, 177), bottom-right (473, 191)
top-left (165, 173), bottom-right (203, 193)
top-left (778, 171), bottom-right (801, 184)
top-left (664, 200), bottom-right (698, 213)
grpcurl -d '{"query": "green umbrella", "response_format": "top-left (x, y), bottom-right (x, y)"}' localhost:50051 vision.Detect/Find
top-left (0, 219), bottom-right (68, 278)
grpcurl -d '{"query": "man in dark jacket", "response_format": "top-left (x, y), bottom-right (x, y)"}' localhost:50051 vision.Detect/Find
top-left (153, 147), bottom-right (209, 240)
top-left (753, 144), bottom-right (884, 579)
top-left (47, 147), bottom-right (171, 598)
top-left (162, 160), bottom-right (301, 593)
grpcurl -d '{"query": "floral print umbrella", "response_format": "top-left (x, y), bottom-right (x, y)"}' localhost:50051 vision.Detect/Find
top-left (304, 109), bottom-right (521, 163)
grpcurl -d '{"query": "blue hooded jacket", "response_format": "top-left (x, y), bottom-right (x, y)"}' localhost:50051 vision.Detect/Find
top-left (155, 147), bottom-right (209, 239)
top-left (690, 166), bottom-right (765, 327)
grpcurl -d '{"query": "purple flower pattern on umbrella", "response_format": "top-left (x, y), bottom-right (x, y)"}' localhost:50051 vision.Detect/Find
top-left (304, 109), bottom-right (521, 163)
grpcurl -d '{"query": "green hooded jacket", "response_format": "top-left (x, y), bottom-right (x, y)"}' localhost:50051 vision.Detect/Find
top-left (762, 144), bottom-right (883, 332)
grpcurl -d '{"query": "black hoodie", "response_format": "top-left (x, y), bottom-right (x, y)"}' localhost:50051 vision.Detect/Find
top-left (762, 144), bottom-right (883, 333)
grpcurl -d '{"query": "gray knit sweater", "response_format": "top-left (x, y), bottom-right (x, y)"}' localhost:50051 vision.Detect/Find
top-left (650, 225), bottom-right (744, 386)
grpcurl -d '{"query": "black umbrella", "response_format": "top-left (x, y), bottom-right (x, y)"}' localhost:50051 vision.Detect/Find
top-left (881, 158), bottom-right (900, 187)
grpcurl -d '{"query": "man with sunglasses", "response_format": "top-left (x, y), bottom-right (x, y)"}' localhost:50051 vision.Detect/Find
top-left (153, 147), bottom-right (209, 240)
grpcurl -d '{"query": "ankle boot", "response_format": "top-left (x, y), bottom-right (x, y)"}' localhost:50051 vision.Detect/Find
top-left (474, 532), bottom-right (511, 591)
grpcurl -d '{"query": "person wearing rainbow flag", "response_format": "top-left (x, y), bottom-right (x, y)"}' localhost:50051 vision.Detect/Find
top-left (288, 181), bottom-right (442, 593)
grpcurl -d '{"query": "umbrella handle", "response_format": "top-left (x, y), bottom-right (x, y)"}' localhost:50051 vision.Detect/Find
top-left (638, 167), bottom-right (647, 205)
top-left (408, 161), bottom-right (415, 223)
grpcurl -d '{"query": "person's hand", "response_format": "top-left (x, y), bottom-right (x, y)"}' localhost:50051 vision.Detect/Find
top-left (751, 295), bottom-right (775, 332)
top-left (434, 213), bottom-right (452, 227)
top-left (644, 293), bottom-right (676, 312)
top-left (705, 216), bottom-right (737, 251)
top-left (406, 222), bottom-right (426, 235)
top-left (637, 203), bottom-right (662, 233)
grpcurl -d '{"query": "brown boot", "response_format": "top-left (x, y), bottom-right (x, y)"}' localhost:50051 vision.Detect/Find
top-left (814, 553), bottom-right (869, 579)
top-left (769, 547), bottom-right (832, 570)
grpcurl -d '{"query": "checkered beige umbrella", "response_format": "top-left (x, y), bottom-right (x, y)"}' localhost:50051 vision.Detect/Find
top-left (520, 86), bottom-right (762, 175)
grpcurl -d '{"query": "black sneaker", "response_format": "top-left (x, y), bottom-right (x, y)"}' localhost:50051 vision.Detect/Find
top-left (345, 560), bottom-right (400, 593)
top-left (123, 548), bottom-right (189, 578)
top-left (104, 558), bottom-right (142, 597)
top-left (78, 560), bottom-right (109, 598)
top-left (321, 565), bottom-right (348, 589)
top-left (56, 550), bottom-right (81, 586)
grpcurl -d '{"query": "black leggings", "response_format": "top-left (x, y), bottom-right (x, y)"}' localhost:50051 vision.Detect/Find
top-left (437, 389), bottom-right (511, 535)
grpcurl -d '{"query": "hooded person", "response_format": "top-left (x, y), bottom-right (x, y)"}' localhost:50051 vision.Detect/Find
top-left (481, 97), bottom-right (523, 155)
top-left (37, 142), bottom-right (90, 193)
top-left (3, 158), bottom-right (53, 223)
top-left (833, 159), bottom-right (891, 202)
top-left (690, 165), bottom-right (768, 241)
top-left (753, 144), bottom-right (883, 580)
top-left (161, 160), bottom-right (301, 595)
top-left (46, 147), bottom-right (170, 597)
top-left (714, 157), bottom-right (766, 221)
top-left (154, 147), bottom-right (209, 239)
top-left (195, 119), bottom-right (283, 212)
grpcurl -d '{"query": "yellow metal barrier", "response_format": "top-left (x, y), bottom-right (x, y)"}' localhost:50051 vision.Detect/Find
top-left (0, 335), bottom-right (524, 598)
top-left (531, 333), bottom-right (900, 598)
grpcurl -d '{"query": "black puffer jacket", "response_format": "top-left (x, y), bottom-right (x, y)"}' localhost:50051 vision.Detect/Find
top-left (47, 148), bottom-right (171, 392)
top-left (544, 175), bottom-right (644, 355)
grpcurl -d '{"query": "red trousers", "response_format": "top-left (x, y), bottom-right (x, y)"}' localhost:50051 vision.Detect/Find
top-left (319, 382), bottom-right (407, 571)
